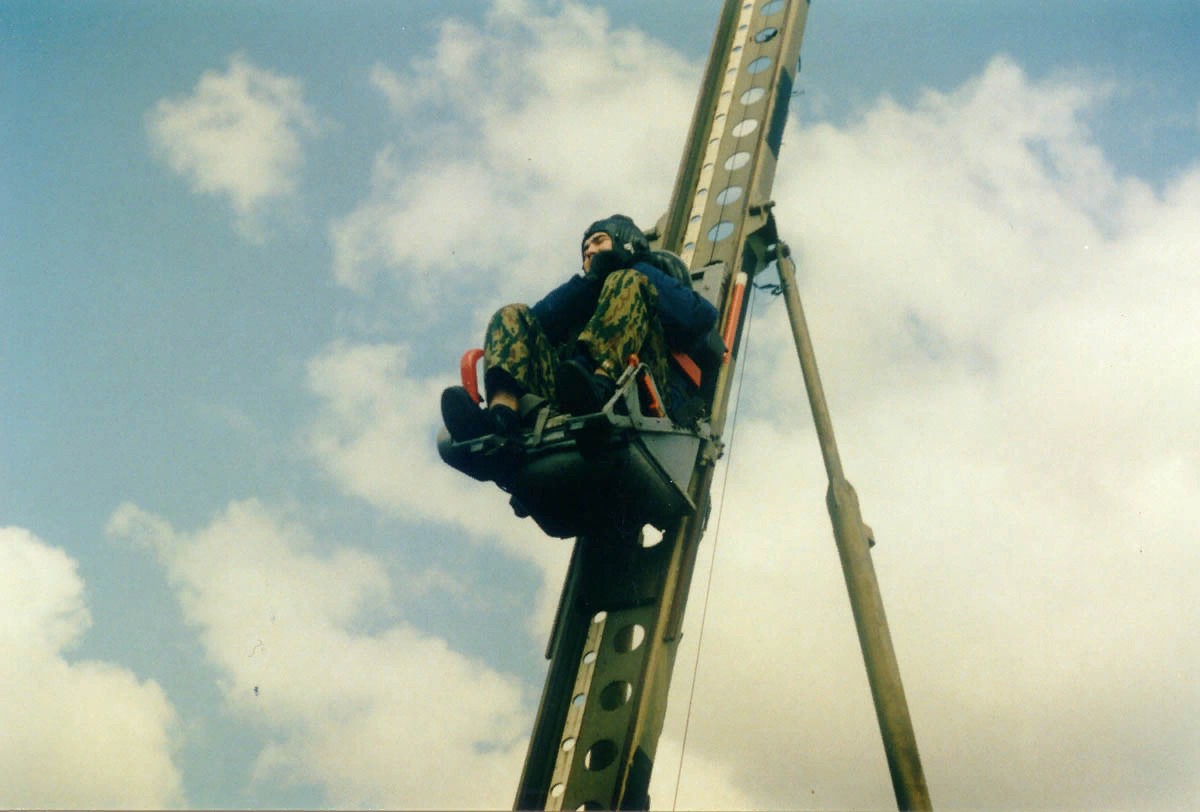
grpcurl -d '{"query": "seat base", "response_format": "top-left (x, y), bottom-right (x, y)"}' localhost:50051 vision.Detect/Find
top-left (437, 370), bottom-right (706, 538)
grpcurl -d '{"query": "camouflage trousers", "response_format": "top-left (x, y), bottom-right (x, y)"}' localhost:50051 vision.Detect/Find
top-left (483, 269), bottom-right (670, 410)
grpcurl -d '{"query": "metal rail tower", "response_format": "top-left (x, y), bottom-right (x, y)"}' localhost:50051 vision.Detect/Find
top-left (510, 2), bottom-right (931, 809)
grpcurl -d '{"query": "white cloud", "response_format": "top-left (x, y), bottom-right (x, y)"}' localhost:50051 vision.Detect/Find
top-left (645, 57), bottom-right (1200, 809)
top-left (650, 733), bottom-right (761, 810)
top-left (107, 499), bottom-right (533, 809)
top-left (147, 53), bottom-right (323, 240)
top-left (0, 527), bottom-right (183, 809)
top-left (315, 11), bottom-right (1200, 809)
top-left (305, 340), bottom-right (525, 537)
top-left (304, 339), bottom-right (571, 633)
top-left (332, 2), bottom-right (697, 309)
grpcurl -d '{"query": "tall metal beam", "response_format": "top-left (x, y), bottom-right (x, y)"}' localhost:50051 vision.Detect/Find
top-left (514, 2), bottom-right (811, 809)
top-left (776, 247), bottom-right (932, 811)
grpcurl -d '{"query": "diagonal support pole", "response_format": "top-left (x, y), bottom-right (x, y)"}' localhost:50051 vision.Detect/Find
top-left (775, 244), bottom-right (933, 811)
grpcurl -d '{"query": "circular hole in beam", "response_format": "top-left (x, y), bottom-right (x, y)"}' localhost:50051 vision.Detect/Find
top-left (755, 26), bottom-right (779, 43)
top-left (584, 739), bottom-right (618, 772)
top-left (731, 118), bottom-right (759, 138)
top-left (762, 0), bottom-right (785, 15)
top-left (748, 56), bottom-right (772, 75)
top-left (613, 623), bottom-right (646, 653)
top-left (599, 680), bottom-right (634, 711)
top-left (725, 151), bottom-right (751, 171)
top-left (715, 186), bottom-right (744, 205)
top-left (708, 221), bottom-right (735, 242)
top-left (740, 86), bottom-right (767, 105)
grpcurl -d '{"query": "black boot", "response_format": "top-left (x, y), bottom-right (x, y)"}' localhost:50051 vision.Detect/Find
top-left (555, 360), bottom-right (618, 415)
top-left (441, 387), bottom-right (520, 442)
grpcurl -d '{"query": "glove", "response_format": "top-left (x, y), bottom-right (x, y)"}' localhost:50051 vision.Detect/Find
top-left (585, 244), bottom-right (637, 281)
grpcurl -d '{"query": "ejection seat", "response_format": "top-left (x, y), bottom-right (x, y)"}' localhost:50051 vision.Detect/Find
top-left (436, 255), bottom-right (729, 540)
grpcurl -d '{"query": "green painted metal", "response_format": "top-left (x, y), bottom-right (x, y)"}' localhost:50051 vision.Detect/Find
top-left (776, 247), bottom-right (932, 811)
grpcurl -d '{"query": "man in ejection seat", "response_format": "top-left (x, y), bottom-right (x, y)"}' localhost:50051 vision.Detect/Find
top-left (440, 214), bottom-right (718, 442)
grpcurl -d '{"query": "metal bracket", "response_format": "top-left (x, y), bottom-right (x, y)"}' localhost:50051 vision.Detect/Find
top-left (747, 199), bottom-right (776, 218)
top-left (700, 437), bottom-right (725, 466)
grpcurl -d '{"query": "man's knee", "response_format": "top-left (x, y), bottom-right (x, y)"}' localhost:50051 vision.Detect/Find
top-left (490, 302), bottom-right (531, 326)
top-left (599, 268), bottom-right (650, 297)
top-left (497, 302), bottom-right (531, 317)
top-left (597, 269), bottom-right (658, 324)
top-left (487, 303), bottom-right (539, 341)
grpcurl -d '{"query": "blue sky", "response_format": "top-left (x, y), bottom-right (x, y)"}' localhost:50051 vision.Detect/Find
top-left (3, 0), bottom-right (1199, 808)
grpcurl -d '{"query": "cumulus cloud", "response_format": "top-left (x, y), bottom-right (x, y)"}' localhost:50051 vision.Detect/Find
top-left (645, 57), bottom-right (1200, 809)
top-left (304, 339), bottom-right (571, 633)
top-left (106, 500), bottom-right (531, 808)
top-left (311, 6), bottom-right (1200, 807)
top-left (147, 53), bottom-right (323, 240)
top-left (306, 341), bottom-right (509, 533)
top-left (650, 732), bottom-right (762, 810)
top-left (0, 527), bottom-right (183, 808)
top-left (331, 1), bottom-right (697, 309)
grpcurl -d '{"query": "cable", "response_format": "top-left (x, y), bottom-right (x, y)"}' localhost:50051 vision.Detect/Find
top-left (671, 284), bottom-right (758, 810)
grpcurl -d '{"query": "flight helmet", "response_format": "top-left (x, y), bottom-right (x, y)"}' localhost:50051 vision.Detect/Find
top-left (581, 214), bottom-right (650, 259)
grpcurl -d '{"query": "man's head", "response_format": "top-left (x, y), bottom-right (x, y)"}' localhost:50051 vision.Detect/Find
top-left (581, 214), bottom-right (649, 272)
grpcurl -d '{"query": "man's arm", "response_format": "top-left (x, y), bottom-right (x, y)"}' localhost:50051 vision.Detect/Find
top-left (531, 274), bottom-right (603, 344)
top-left (633, 260), bottom-right (719, 351)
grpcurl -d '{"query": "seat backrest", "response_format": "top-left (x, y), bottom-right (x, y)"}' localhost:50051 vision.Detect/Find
top-left (460, 349), bottom-right (484, 403)
top-left (644, 249), bottom-right (692, 288)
